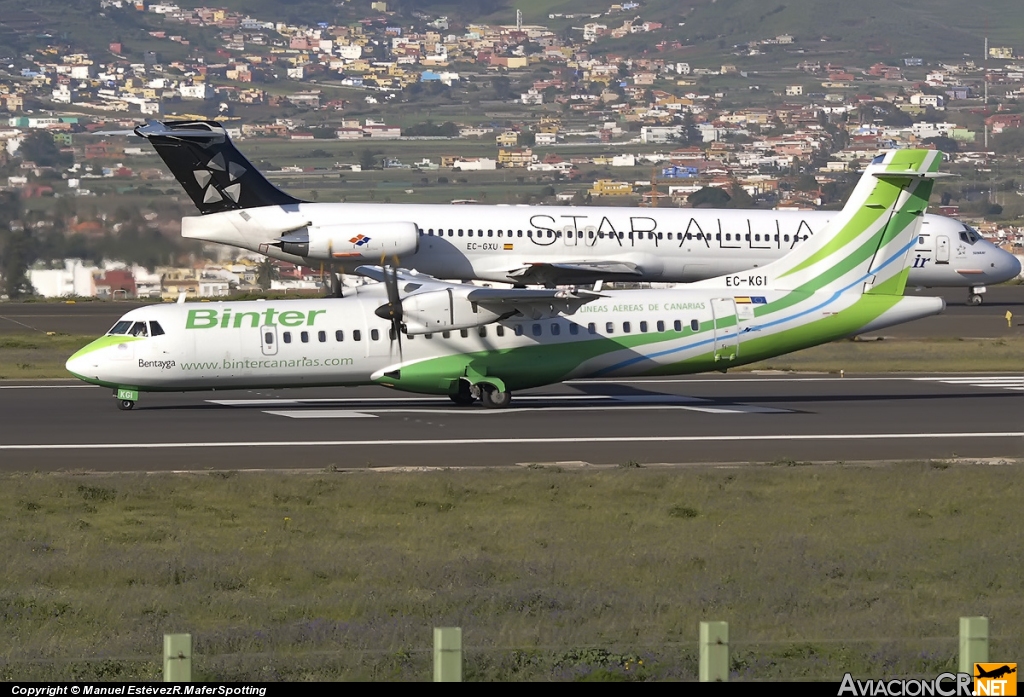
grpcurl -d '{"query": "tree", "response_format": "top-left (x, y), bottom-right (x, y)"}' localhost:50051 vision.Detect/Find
top-left (688, 187), bottom-right (731, 208)
top-left (922, 136), bottom-right (959, 153)
top-left (491, 75), bottom-right (513, 101)
top-left (725, 182), bottom-right (755, 209)
top-left (17, 131), bottom-right (72, 168)
top-left (1, 227), bottom-right (34, 298)
top-left (256, 258), bottom-right (278, 291)
top-left (360, 149), bottom-right (378, 171)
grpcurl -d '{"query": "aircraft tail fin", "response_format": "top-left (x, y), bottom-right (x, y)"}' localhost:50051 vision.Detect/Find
top-left (134, 120), bottom-right (304, 214)
top-left (695, 149), bottom-right (946, 296)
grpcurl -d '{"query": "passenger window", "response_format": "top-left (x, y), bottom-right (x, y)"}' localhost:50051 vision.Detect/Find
top-left (551, 323), bottom-right (560, 335)
top-left (569, 324), bottom-right (579, 335)
top-left (588, 323), bottom-right (596, 334)
top-left (424, 333), bottom-right (433, 339)
top-left (478, 327), bottom-right (487, 337)
top-left (691, 319), bottom-right (700, 331)
top-left (514, 325), bottom-right (523, 336)
top-left (283, 332), bottom-right (292, 344)
top-left (532, 323), bottom-right (542, 337)
top-left (335, 330), bottom-right (344, 342)
top-left (460, 329), bottom-right (469, 338)
top-left (370, 329), bottom-right (379, 341)
top-left (300, 331), bottom-right (309, 343)
top-left (264, 332), bottom-right (274, 345)
top-left (674, 320), bottom-right (682, 332)
top-left (496, 326), bottom-right (505, 337)
top-left (639, 321), bottom-right (648, 333)
top-left (623, 322), bottom-right (631, 333)
top-left (149, 321), bottom-right (165, 336)
top-left (657, 320), bottom-right (665, 332)
top-left (442, 331), bottom-right (451, 339)
top-left (605, 322), bottom-right (614, 334)
top-left (353, 330), bottom-right (362, 341)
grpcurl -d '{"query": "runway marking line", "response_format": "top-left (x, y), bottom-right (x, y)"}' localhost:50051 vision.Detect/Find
top-left (261, 404), bottom-right (791, 418)
top-left (3, 432), bottom-right (1023, 450)
top-left (0, 384), bottom-right (96, 389)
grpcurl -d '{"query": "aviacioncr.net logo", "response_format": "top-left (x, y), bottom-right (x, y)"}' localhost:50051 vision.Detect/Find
top-left (838, 673), bottom-right (973, 696)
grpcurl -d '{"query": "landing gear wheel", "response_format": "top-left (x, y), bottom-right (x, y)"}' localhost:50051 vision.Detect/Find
top-left (967, 293), bottom-right (984, 306)
top-left (449, 380), bottom-right (476, 406)
top-left (116, 399), bottom-right (136, 411)
top-left (480, 384), bottom-right (512, 409)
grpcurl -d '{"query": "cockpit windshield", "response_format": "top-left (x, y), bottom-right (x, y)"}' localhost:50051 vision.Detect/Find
top-left (107, 319), bottom-right (162, 336)
top-left (959, 225), bottom-right (981, 245)
top-left (107, 320), bottom-right (133, 335)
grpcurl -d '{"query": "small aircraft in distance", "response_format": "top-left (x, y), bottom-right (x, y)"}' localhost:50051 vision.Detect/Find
top-left (67, 149), bottom-right (947, 410)
top-left (134, 120), bottom-right (1019, 305)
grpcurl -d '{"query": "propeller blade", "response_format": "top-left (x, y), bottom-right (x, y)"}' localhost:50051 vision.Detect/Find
top-left (382, 260), bottom-right (403, 362)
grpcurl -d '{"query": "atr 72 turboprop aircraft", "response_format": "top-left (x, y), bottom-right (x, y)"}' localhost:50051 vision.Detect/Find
top-left (67, 149), bottom-right (946, 410)
top-left (134, 120), bottom-right (1019, 304)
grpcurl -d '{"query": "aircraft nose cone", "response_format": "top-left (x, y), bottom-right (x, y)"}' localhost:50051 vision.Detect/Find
top-left (65, 354), bottom-right (84, 377)
top-left (1005, 253), bottom-right (1022, 281)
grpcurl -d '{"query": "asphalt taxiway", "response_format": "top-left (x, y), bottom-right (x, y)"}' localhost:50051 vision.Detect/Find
top-left (2, 375), bottom-right (1021, 471)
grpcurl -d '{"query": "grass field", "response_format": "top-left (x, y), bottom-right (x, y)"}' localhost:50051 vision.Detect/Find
top-left (2, 333), bottom-right (1022, 380)
top-left (0, 464), bottom-right (1020, 681)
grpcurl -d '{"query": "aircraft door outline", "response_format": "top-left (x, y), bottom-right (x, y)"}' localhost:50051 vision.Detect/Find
top-left (936, 235), bottom-right (950, 264)
top-left (711, 297), bottom-right (739, 362)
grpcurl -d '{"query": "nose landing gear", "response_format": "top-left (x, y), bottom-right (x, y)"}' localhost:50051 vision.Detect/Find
top-left (967, 285), bottom-right (987, 306)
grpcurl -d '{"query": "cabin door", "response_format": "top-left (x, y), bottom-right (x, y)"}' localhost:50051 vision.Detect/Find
top-left (711, 297), bottom-right (739, 362)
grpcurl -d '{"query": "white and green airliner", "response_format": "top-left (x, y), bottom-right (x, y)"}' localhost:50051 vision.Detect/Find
top-left (67, 150), bottom-right (947, 410)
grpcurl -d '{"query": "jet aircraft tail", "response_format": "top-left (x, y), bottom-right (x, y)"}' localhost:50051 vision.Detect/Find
top-left (134, 120), bottom-right (304, 215)
top-left (693, 149), bottom-right (947, 296)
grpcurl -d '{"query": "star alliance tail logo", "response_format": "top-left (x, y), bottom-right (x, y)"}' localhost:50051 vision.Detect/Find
top-left (350, 234), bottom-right (371, 246)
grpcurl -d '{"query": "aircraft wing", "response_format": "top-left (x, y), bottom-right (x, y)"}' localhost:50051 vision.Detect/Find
top-left (505, 261), bottom-right (643, 286)
top-left (354, 265), bottom-right (451, 292)
top-left (466, 287), bottom-right (606, 319)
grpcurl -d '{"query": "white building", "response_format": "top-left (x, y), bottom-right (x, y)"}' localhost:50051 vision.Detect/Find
top-left (451, 157), bottom-right (497, 171)
top-left (179, 83), bottom-right (210, 100)
top-left (28, 260), bottom-right (97, 298)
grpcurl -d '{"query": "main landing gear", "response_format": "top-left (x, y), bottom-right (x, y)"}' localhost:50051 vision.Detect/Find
top-left (448, 380), bottom-right (512, 409)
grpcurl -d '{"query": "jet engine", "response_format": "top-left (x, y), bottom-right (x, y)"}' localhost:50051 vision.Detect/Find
top-left (399, 288), bottom-right (506, 335)
top-left (274, 221), bottom-right (419, 260)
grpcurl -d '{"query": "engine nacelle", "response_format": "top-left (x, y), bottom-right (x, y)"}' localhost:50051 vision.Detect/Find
top-left (401, 288), bottom-right (505, 335)
top-left (276, 221), bottom-right (418, 260)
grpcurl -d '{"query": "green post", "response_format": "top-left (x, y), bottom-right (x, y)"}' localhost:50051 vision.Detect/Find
top-left (959, 616), bottom-right (989, 674)
top-left (163, 633), bottom-right (192, 682)
top-left (699, 621), bottom-right (729, 682)
top-left (433, 627), bottom-right (462, 682)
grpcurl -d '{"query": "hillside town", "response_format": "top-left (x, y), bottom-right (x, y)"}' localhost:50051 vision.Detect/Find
top-left (3, 1), bottom-right (1024, 298)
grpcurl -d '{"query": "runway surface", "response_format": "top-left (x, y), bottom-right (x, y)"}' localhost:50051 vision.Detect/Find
top-left (3, 285), bottom-right (1024, 338)
top-left (2, 375), bottom-right (1022, 471)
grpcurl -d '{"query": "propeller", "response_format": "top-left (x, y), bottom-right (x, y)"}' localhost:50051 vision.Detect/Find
top-left (373, 255), bottom-right (404, 360)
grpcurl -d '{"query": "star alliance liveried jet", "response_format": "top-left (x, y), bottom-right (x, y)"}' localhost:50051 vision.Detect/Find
top-left (133, 120), bottom-right (1019, 305)
top-left (67, 149), bottom-right (947, 411)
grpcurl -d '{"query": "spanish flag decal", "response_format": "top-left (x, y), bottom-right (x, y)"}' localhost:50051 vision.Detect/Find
top-left (503, 243), bottom-right (514, 250)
